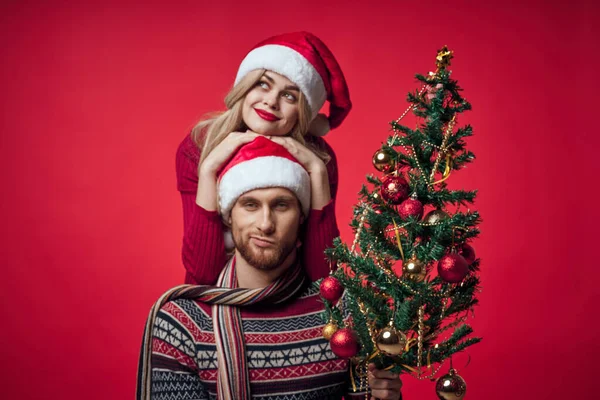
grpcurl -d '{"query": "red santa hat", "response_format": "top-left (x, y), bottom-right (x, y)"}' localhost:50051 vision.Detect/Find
top-left (234, 31), bottom-right (352, 136)
top-left (218, 136), bottom-right (311, 221)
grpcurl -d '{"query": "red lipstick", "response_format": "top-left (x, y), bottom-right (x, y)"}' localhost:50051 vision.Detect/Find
top-left (254, 108), bottom-right (280, 121)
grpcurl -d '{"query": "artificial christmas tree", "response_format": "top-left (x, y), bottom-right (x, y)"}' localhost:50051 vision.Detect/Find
top-left (320, 46), bottom-right (482, 397)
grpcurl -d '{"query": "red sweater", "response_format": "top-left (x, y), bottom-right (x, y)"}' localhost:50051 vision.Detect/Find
top-left (176, 133), bottom-right (340, 285)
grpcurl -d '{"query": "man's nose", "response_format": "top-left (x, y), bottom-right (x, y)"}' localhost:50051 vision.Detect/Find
top-left (258, 208), bottom-right (275, 234)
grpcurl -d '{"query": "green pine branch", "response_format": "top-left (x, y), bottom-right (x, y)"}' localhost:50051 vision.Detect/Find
top-left (322, 53), bottom-right (481, 376)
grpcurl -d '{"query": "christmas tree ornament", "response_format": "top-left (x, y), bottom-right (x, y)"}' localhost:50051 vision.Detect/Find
top-left (438, 253), bottom-right (469, 283)
top-left (384, 220), bottom-right (406, 251)
top-left (402, 254), bottom-right (427, 282)
top-left (330, 328), bottom-right (360, 358)
top-left (399, 194), bottom-right (424, 220)
top-left (432, 151), bottom-right (454, 185)
top-left (423, 209), bottom-right (449, 225)
top-left (375, 324), bottom-right (407, 356)
top-left (322, 321), bottom-right (338, 341)
top-left (384, 222), bottom-right (406, 239)
top-left (320, 276), bottom-right (344, 304)
top-left (372, 149), bottom-right (396, 173)
top-left (380, 175), bottom-right (410, 204)
top-left (435, 368), bottom-right (467, 400)
top-left (426, 83), bottom-right (444, 100)
top-left (435, 46), bottom-right (454, 70)
top-left (459, 243), bottom-right (476, 264)
top-left (320, 47), bottom-right (482, 392)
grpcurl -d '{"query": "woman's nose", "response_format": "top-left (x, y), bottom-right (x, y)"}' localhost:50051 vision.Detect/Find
top-left (263, 91), bottom-right (279, 109)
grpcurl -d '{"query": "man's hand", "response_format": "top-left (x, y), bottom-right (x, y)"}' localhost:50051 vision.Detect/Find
top-left (367, 363), bottom-right (403, 400)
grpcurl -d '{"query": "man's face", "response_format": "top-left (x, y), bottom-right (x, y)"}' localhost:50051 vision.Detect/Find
top-left (229, 187), bottom-right (303, 270)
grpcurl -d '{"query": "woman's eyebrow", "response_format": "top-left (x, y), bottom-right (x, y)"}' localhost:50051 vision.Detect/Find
top-left (262, 73), bottom-right (275, 83)
top-left (263, 72), bottom-right (299, 92)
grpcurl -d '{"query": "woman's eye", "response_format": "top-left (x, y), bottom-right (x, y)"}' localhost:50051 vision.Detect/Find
top-left (258, 81), bottom-right (269, 89)
top-left (282, 92), bottom-right (297, 101)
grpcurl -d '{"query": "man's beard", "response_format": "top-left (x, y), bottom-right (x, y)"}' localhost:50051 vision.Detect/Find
top-left (232, 233), bottom-right (296, 271)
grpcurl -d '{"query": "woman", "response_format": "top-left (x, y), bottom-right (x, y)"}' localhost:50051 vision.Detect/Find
top-left (176, 31), bottom-right (352, 285)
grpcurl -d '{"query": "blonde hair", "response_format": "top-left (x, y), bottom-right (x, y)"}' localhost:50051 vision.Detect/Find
top-left (192, 69), bottom-right (330, 165)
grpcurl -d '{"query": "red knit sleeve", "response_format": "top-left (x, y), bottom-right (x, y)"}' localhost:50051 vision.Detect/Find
top-left (301, 200), bottom-right (339, 281)
top-left (300, 136), bottom-right (340, 281)
top-left (317, 136), bottom-right (339, 200)
top-left (176, 133), bottom-right (226, 285)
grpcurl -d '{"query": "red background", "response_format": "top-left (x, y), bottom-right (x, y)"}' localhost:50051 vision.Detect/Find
top-left (1, 1), bottom-right (598, 398)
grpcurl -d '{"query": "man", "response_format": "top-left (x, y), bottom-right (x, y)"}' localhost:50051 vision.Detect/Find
top-left (138, 137), bottom-right (403, 399)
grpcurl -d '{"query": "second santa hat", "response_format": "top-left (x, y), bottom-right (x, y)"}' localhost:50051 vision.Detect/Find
top-left (218, 136), bottom-right (311, 220)
top-left (235, 31), bottom-right (352, 136)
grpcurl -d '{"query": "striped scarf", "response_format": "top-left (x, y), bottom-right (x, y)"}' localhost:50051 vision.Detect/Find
top-left (137, 257), bottom-right (307, 400)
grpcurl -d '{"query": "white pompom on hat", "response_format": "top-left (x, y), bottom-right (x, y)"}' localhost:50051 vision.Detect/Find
top-left (218, 136), bottom-right (311, 222)
top-left (234, 31), bottom-right (352, 136)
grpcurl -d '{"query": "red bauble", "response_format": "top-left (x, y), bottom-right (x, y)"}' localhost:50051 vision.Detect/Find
top-left (459, 244), bottom-right (476, 264)
top-left (330, 328), bottom-right (360, 358)
top-left (320, 276), bottom-right (344, 304)
top-left (437, 253), bottom-right (469, 283)
top-left (380, 175), bottom-right (410, 204)
top-left (384, 223), bottom-right (405, 243)
top-left (398, 197), bottom-right (424, 220)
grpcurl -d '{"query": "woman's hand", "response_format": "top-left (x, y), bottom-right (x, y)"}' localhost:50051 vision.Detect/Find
top-left (268, 136), bottom-right (327, 175)
top-left (368, 363), bottom-right (403, 400)
top-left (199, 131), bottom-right (260, 177)
top-left (196, 131), bottom-right (259, 211)
top-left (268, 135), bottom-right (331, 210)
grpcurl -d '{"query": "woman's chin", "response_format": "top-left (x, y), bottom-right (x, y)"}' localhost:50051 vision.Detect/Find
top-left (245, 121), bottom-right (287, 136)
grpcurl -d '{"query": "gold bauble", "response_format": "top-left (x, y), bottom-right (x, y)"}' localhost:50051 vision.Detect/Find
top-left (372, 149), bottom-right (396, 173)
top-left (435, 369), bottom-right (467, 400)
top-left (402, 254), bottom-right (427, 282)
top-left (424, 209), bottom-right (449, 225)
top-left (375, 325), bottom-right (407, 356)
top-left (322, 322), bottom-right (338, 341)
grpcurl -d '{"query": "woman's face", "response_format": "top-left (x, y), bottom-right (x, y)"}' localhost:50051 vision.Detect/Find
top-left (242, 71), bottom-right (301, 137)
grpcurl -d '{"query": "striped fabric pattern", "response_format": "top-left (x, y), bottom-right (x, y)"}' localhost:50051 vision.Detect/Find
top-left (137, 257), bottom-right (310, 400)
top-left (137, 264), bottom-right (369, 399)
top-left (142, 285), bottom-right (367, 399)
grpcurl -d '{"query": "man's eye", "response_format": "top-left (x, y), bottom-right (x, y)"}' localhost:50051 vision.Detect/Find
top-left (244, 203), bottom-right (258, 210)
top-left (275, 202), bottom-right (289, 210)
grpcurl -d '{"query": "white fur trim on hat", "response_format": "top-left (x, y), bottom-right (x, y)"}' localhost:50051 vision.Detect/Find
top-left (235, 44), bottom-right (327, 120)
top-left (218, 155), bottom-right (311, 220)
